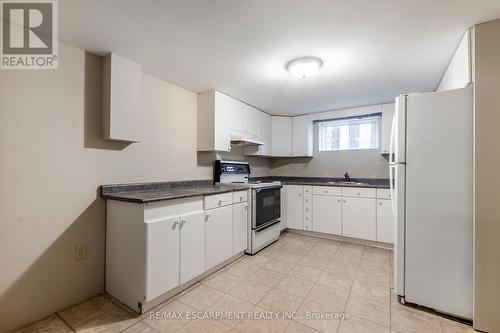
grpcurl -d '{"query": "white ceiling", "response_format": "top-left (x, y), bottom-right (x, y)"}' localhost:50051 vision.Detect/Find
top-left (59, 0), bottom-right (500, 115)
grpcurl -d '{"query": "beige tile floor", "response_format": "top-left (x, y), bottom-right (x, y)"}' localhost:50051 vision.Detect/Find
top-left (13, 232), bottom-right (476, 333)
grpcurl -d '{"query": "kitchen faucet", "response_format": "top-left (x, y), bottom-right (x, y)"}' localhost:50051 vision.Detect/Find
top-left (344, 172), bottom-right (351, 182)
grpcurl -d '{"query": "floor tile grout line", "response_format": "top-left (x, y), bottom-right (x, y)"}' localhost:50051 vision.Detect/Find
top-left (335, 244), bottom-right (365, 333)
top-left (55, 312), bottom-right (77, 333)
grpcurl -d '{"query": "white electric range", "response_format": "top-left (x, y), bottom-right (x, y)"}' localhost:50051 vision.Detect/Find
top-left (214, 160), bottom-right (282, 254)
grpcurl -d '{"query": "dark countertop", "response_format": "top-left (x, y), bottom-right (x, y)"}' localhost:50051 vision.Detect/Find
top-left (101, 180), bottom-right (249, 203)
top-left (100, 176), bottom-right (390, 203)
top-left (250, 176), bottom-right (390, 189)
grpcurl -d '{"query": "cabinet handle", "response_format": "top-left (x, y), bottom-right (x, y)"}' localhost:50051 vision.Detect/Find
top-left (324, 190), bottom-right (328, 193)
top-left (379, 202), bottom-right (382, 206)
top-left (240, 196), bottom-right (243, 201)
top-left (181, 219), bottom-right (187, 224)
top-left (218, 200), bottom-right (222, 206)
top-left (205, 214), bottom-right (210, 221)
top-left (343, 200), bottom-right (347, 203)
top-left (357, 192), bottom-right (361, 195)
top-left (337, 199), bottom-right (341, 203)
top-left (173, 221), bottom-right (179, 227)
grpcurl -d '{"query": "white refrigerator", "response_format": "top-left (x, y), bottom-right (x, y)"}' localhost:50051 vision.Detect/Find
top-left (390, 85), bottom-right (473, 319)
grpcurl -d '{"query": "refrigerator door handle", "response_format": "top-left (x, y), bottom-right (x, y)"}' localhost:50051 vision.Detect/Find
top-left (389, 164), bottom-right (396, 216)
top-left (389, 110), bottom-right (396, 164)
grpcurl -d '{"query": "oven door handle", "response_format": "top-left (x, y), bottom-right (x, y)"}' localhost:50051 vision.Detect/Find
top-left (254, 186), bottom-right (283, 193)
top-left (254, 218), bottom-right (281, 232)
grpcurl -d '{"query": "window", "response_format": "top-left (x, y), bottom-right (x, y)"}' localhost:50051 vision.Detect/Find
top-left (318, 114), bottom-right (380, 151)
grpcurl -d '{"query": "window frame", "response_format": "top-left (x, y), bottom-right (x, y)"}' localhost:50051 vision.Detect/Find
top-left (316, 113), bottom-right (381, 152)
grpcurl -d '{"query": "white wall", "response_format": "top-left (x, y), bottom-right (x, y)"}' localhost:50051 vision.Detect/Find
top-left (472, 19), bottom-right (500, 333)
top-left (437, 29), bottom-right (472, 91)
top-left (270, 105), bottom-right (390, 179)
top-left (0, 42), bottom-right (269, 332)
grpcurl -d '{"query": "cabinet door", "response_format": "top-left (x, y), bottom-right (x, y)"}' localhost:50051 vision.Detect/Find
top-left (246, 106), bottom-right (260, 138)
top-left (103, 53), bottom-right (141, 142)
top-left (312, 195), bottom-right (342, 235)
top-left (285, 185), bottom-right (304, 230)
top-left (180, 212), bottom-right (205, 284)
top-left (376, 199), bottom-right (394, 243)
top-left (243, 111), bottom-right (271, 156)
top-left (292, 115), bottom-right (313, 157)
top-left (145, 217), bottom-right (180, 302)
top-left (205, 206), bottom-right (233, 270)
top-left (271, 116), bottom-right (293, 156)
top-left (280, 186), bottom-right (287, 230)
top-left (342, 198), bottom-right (376, 241)
top-left (232, 202), bottom-right (248, 254)
top-left (230, 98), bottom-right (246, 136)
top-left (381, 103), bottom-right (395, 154)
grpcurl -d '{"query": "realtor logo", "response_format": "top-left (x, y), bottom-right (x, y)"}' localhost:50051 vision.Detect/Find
top-left (1, 0), bottom-right (58, 69)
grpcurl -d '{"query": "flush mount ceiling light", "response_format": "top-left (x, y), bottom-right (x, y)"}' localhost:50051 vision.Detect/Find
top-left (285, 56), bottom-right (324, 79)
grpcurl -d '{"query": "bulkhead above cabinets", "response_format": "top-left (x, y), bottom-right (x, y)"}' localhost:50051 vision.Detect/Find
top-left (197, 90), bottom-right (314, 158)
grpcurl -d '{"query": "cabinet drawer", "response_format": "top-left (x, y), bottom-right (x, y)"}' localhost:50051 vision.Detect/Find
top-left (303, 194), bottom-right (312, 203)
top-left (303, 213), bottom-right (313, 224)
top-left (377, 188), bottom-right (392, 200)
top-left (303, 186), bottom-right (312, 194)
top-left (303, 221), bottom-right (313, 231)
top-left (303, 203), bottom-right (312, 214)
top-left (313, 186), bottom-right (341, 196)
top-left (342, 187), bottom-right (376, 198)
top-left (204, 192), bottom-right (233, 210)
top-left (232, 190), bottom-right (248, 203)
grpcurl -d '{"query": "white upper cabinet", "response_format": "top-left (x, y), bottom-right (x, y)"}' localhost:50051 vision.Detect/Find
top-left (230, 98), bottom-right (246, 136)
top-left (271, 116), bottom-right (293, 156)
top-left (243, 111), bottom-right (271, 156)
top-left (102, 53), bottom-right (141, 143)
top-left (230, 102), bottom-right (260, 139)
top-left (270, 115), bottom-right (313, 157)
top-left (245, 105), bottom-right (260, 138)
top-left (197, 91), bottom-right (231, 152)
top-left (380, 103), bottom-right (395, 155)
top-left (292, 115), bottom-right (313, 157)
top-left (198, 90), bottom-right (264, 152)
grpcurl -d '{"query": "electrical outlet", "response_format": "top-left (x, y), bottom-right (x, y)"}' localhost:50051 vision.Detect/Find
top-left (75, 243), bottom-right (88, 260)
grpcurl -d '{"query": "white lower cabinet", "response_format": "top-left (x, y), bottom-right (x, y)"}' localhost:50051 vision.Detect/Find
top-left (106, 191), bottom-right (250, 314)
top-left (285, 185), bottom-right (304, 229)
top-left (179, 212), bottom-right (205, 284)
top-left (312, 195), bottom-right (342, 235)
top-left (283, 185), bottom-right (391, 244)
top-left (376, 199), bottom-right (394, 243)
top-left (145, 216), bottom-right (180, 302)
top-left (232, 202), bottom-right (248, 255)
top-left (342, 197), bottom-right (377, 241)
top-left (205, 205), bottom-right (233, 270)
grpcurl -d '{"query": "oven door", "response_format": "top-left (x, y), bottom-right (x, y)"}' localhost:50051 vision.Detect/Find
top-left (252, 186), bottom-right (281, 231)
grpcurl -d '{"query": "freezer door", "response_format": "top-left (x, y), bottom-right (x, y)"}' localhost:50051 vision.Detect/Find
top-left (392, 95), bottom-right (407, 164)
top-left (404, 86), bottom-right (473, 319)
top-left (392, 163), bottom-right (406, 296)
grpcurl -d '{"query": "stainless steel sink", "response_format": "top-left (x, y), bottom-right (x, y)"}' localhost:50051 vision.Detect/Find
top-left (326, 181), bottom-right (366, 185)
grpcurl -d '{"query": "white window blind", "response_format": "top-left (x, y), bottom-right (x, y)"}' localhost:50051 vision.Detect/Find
top-left (318, 114), bottom-right (380, 151)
